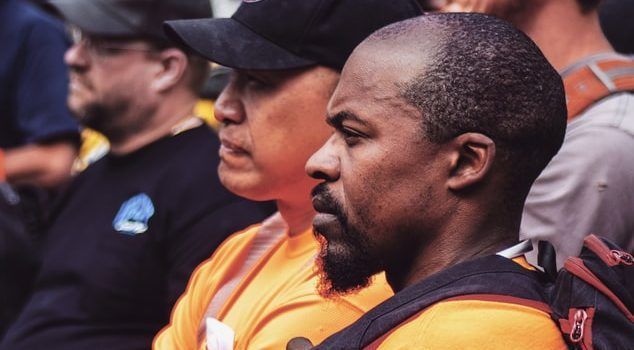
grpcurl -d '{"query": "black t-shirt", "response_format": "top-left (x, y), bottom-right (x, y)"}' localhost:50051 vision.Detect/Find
top-left (0, 125), bottom-right (274, 349)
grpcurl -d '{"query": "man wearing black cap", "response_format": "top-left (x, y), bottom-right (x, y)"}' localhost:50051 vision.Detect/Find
top-left (153, 1), bottom-right (421, 349)
top-left (0, 1), bottom-right (272, 349)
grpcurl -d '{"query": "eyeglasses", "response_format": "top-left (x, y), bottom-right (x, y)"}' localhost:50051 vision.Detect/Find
top-left (66, 25), bottom-right (155, 58)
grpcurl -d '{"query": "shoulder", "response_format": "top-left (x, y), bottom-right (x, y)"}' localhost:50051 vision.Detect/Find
top-left (11, 2), bottom-right (66, 41)
top-left (187, 223), bottom-right (262, 282)
top-left (153, 125), bottom-right (224, 193)
top-left (537, 96), bottom-right (634, 183)
top-left (568, 93), bottom-right (634, 146)
top-left (379, 299), bottom-right (567, 350)
top-left (159, 125), bottom-right (220, 172)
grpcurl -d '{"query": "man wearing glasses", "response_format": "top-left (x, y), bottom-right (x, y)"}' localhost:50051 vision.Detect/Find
top-left (0, 1), bottom-right (272, 349)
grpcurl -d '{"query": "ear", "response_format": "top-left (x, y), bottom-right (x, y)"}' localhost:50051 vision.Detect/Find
top-left (150, 48), bottom-right (188, 93)
top-left (446, 132), bottom-right (496, 191)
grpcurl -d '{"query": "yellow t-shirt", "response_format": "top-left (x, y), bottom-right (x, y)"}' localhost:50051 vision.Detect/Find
top-left (154, 214), bottom-right (393, 350)
top-left (374, 258), bottom-right (567, 350)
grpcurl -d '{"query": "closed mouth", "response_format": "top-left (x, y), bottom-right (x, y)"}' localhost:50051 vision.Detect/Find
top-left (219, 133), bottom-right (249, 155)
top-left (311, 194), bottom-right (338, 215)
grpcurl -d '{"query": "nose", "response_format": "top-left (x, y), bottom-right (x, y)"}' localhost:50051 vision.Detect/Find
top-left (64, 42), bottom-right (89, 70)
top-left (214, 75), bottom-right (245, 125)
top-left (306, 135), bottom-right (340, 182)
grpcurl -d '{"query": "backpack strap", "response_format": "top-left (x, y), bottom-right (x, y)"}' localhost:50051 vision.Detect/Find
top-left (563, 53), bottom-right (634, 121)
top-left (313, 255), bottom-right (548, 350)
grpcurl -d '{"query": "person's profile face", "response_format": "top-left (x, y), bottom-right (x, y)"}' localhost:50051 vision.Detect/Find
top-left (306, 46), bottom-right (446, 296)
top-left (214, 66), bottom-right (339, 202)
top-left (64, 26), bottom-right (160, 132)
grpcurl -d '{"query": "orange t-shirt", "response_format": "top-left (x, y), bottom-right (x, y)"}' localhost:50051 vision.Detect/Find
top-left (375, 258), bottom-right (567, 350)
top-left (154, 213), bottom-right (393, 350)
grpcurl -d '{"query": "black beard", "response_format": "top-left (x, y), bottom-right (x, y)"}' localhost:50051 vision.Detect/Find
top-left (311, 183), bottom-right (379, 297)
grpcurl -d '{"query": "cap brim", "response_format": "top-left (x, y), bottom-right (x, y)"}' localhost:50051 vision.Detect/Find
top-left (164, 17), bottom-right (316, 70)
top-left (48, 0), bottom-right (137, 37)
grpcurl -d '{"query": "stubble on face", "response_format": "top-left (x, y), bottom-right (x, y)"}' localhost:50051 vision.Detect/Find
top-left (66, 50), bottom-right (154, 139)
top-left (311, 183), bottom-right (380, 298)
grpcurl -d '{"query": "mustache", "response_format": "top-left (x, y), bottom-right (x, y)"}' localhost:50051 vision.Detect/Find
top-left (311, 183), bottom-right (347, 225)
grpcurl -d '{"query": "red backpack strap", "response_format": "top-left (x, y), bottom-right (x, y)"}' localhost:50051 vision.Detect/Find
top-left (563, 54), bottom-right (634, 121)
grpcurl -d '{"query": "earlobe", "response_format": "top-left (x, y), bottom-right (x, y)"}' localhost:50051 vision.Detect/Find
top-left (446, 133), bottom-right (496, 191)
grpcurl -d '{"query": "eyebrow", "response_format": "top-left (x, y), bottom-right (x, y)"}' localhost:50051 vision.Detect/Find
top-left (326, 110), bottom-right (369, 128)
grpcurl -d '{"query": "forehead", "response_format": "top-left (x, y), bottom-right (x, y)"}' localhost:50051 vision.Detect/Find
top-left (327, 43), bottom-right (421, 123)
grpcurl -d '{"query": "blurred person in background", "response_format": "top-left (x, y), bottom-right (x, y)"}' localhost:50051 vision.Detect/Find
top-left (0, 0), bottom-right (79, 338)
top-left (422, 0), bottom-right (634, 269)
top-left (0, 0), bottom-right (273, 349)
top-left (153, 1), bottom-right (422, 349)
top-left (0, 0), bottom-right (79, 190)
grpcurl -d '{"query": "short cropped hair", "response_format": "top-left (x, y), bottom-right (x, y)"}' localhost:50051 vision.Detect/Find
top-left (371, 13), bottom-right (567, 200)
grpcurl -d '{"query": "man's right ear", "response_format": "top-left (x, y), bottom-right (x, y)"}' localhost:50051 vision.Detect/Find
top-left (445, 132), bottom-right (496, 191)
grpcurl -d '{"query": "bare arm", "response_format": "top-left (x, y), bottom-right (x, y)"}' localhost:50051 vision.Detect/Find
top-left (3, 141), bottom-right (77, 189)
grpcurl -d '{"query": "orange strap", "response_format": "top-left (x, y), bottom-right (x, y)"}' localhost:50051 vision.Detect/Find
top-left (564, 55), bottom-right (634, 121)
top-left (0, 148), bottom-right (6, 182)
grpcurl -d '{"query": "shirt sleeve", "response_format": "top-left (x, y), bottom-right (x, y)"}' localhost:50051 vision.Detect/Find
top-left (14, 16), bottom-right (79, 144)
top-left (521, 121), bottom-right (634, 266)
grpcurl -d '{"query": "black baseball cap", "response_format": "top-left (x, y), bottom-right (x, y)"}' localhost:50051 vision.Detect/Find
top-left (164, 0), bottom-right (423, 71)
top-left (47, 0), bottom-right (211, 40)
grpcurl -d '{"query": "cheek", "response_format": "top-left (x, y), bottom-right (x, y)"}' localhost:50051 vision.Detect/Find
top-left (340, 152), bottom-right (431, 235)
top-left (247, 98), bottom-right (331, 177)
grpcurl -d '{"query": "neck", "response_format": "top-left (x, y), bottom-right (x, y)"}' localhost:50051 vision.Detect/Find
top-left (108, 92), bottom-right (198, 155)
top-left (514, 2), bottom-right (613, 71)
top-left (276, 195), bottom-right (316, 237)
top-left (385, 206), bottom-right (521, 292)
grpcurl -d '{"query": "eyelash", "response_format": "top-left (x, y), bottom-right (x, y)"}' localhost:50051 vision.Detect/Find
top-left (245, 74), bottom-right (267, 85)
top-left (339, 127), bottom-right (363, 146)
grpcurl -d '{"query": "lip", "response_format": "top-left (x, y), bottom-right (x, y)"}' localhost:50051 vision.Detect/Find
top-left (218, 132), bottom-right (249, 156)
top-left (68, 75), bottom-right (91, 92)
top-left (311, 193), bottom-right (338, 215)
top-left (312, 212), bottom-right (342, 238)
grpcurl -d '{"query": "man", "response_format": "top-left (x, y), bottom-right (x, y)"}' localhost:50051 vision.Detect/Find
top-left (153, 1), bottom-right (421, 349)
top-left (0, 1), bottom-right (272, 349)
top-left (305, 13), bottom-right (568, 349)
top-left (426, 0), bottom-right (634, 267)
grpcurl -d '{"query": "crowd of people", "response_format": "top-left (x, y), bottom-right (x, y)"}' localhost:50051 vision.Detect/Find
top-left (0, 0), bottom-right (632, 349)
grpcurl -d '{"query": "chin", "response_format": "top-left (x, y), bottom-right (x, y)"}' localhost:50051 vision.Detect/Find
top-left (316, 236), bottom-right (377, 298)
top-left (67, 98), bottom-right (86, 118)
top-left (218, 169), bottom-right (275, 202)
